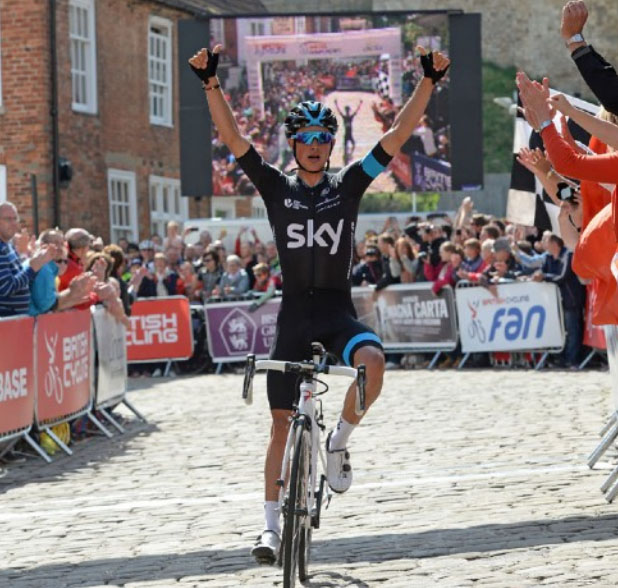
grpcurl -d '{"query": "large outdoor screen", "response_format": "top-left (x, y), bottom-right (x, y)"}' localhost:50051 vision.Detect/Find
top-left (208, 13), bottom-right (464, 197)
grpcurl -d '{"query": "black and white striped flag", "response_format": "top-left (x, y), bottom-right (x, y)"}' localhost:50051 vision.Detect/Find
top-left (506, 90), bottom-right (599, 233)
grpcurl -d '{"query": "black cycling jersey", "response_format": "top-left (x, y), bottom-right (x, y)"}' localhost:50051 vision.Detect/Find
top-left (236, 143), bottom-right (393, 295)
top-left (237, 143), bottom-right (391, 409)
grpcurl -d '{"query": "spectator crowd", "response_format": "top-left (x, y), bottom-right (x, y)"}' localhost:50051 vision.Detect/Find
top-left (1, 0), bottom-right (613, 455)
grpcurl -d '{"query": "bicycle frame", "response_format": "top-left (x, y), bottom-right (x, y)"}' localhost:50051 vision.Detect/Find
top-left (277, 351), bottom-right (325, 530)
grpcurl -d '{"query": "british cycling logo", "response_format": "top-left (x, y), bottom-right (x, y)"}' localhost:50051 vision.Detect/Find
top-left (219, 308), bottom-right (257, 355)
top-left (127, 313), bottom-right (178, 345)
top-left (284, 198), bottom-right (308, 210)
top-left (286, 219), bottom-right (343, 254)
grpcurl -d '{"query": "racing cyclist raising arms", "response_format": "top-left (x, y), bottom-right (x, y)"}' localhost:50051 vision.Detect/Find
top-left (189, 44), bottom-right (450, 564)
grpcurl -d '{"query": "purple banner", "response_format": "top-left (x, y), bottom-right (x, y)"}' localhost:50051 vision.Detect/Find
top-left (204, 299), bottom-right (281, 362)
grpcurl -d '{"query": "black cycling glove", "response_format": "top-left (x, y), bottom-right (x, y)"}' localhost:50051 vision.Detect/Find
top-left (189, 48), bottom-right (219, 83)
top-left (420, 52), bottom-right (449, 84)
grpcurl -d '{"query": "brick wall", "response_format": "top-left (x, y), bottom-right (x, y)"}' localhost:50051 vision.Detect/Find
top-left (0, 0), bottom-right (53, 227)
top-left (55, 0), bottom-right (189, 240)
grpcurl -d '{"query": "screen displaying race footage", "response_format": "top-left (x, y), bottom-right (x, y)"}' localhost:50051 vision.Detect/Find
top-left (209, 13), bottom-right (453, 196)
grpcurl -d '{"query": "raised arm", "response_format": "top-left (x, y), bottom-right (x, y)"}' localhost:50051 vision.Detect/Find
top-left (188, 45), bottom-right (250, 159)
top-left (334, 99), bottom-right (344, 117)
top-left (518, 71), bottom-right (618, 185)
top-left (353, 100), bottom-right (363, 116)
top-left (550, 93), bottom-right (618, 150)
top-left (380, 48), bottom-right (450, 156)
top-left (561, 1), bottom-right (618, 116)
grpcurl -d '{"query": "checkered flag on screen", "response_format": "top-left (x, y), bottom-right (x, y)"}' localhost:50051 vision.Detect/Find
top-left (375, 70), bottom-right (390, 100)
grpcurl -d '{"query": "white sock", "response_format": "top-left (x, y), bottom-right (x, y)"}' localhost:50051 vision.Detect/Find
top-left (329, 417), bottom-right (356, 451)
top-left (264, 501), bottom-right (281, 535)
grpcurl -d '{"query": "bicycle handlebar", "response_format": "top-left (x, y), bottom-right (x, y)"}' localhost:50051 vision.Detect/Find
top-left (255, 359), bottom-right (358, 379)
top-left (242, 354), bottom-right (366, 415)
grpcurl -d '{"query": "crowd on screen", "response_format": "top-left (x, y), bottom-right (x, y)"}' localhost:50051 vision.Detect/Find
top-left (212, 52), bottom-right (449, 195)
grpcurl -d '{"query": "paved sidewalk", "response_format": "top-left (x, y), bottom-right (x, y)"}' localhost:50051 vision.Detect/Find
top-left (1, 368), bottom-right (618, 587)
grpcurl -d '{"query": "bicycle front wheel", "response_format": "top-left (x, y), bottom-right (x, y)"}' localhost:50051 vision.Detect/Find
top-left (282, 417), bottom-right (310, 588)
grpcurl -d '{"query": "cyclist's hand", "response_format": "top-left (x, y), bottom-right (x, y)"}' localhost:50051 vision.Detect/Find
top-left (418, 46), bottom-right (450, 84)
top-left (248, 302), bottom-right (259, 313)
top-left (188, 44), bottom-right (222, 83)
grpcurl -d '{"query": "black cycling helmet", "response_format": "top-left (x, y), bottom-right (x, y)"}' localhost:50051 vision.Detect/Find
top-left (284, 101), bottom-right (338, 138)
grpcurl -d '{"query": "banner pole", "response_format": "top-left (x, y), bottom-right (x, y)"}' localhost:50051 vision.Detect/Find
top-left (23, 432), bottom-right (52, 463)
top-left (99, 408), bottom-right (125, 434)
top-left (86, 412), bottom-right (113, 438)
top-left (121, 398), bottom-right (148, 423)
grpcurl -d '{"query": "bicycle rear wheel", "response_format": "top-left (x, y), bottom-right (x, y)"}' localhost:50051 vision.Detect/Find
top-left (282, 417), bottom-right (310, 588)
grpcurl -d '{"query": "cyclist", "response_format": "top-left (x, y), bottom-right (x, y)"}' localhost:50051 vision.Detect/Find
top-left (189, 44), bottom-right (450, 564)
top-left (334, 98), bottom-right (363, 164)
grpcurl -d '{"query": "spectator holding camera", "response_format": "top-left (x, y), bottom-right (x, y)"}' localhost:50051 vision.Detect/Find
top-left (352, 245), bottom-right (383, 286)
top-left (199, 247), bottom-right (224, 301)
top-left (389, 237), bottom-right (417, 283)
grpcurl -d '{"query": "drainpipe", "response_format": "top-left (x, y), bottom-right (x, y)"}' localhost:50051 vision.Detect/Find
top-left (49, 0), bottom-right (60, 228)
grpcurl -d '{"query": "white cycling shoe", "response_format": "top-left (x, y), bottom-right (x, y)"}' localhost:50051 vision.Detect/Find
top-left (326, 431), bottom-right (353, 493)
top-left (251, 530), bottom-right (281, 565)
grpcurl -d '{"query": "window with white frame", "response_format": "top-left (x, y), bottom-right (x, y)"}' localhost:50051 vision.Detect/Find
top-left (108, 169), bottom-right (138, 243)
top-left (0, 166), bottom-right (6, 203)
top-left (149, 176), bottom-right (187, 239)
top-left (69, 0), bottom-right (97, 113)
top-left (148, 16), bottom-right (173, 126)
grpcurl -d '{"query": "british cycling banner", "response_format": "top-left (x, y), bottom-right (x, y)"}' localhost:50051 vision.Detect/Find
top-left (126, 297), bottom-right (193, 362)
top-left (0, 316), bottom-right (36, 437)
top-left (35, 309), bottom-right (93, 426)
top-left (352, 284), bottom-right (458, 351)
top-left (455, 281), bottom-right (565, 353)
top-left (205, 299), bottom-right (280, 362)
top-left (92, 306), bottom-right (127, 407)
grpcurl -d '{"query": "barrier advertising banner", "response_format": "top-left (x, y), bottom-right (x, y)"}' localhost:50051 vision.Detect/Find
top-left (126, 297), bottom-right (193, 362)
top-left (205, 298), bottom-right (280, 362)
top-left (455, 282), bottom-right (565, 353)
top-left (36, 310), bottom-right (93, 425)
top-left (92, 307), bottom-right (127, 407)
top-left (352, 284), bottom-right (458, 350)
top-left (0, 316), bottom-right (35, 436)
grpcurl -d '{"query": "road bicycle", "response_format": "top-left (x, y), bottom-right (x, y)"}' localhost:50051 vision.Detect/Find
top-left (242, 342), bottom-right (366, 588)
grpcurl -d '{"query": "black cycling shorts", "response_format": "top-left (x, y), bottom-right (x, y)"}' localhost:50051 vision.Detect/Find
top-left (267, 289), bottom-right (383, 411)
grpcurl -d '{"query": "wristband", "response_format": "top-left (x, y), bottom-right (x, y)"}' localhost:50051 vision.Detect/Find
top-left (538, 119), bottom-right (553, 133)
top-left (203, 83), bottom-right (220, 91)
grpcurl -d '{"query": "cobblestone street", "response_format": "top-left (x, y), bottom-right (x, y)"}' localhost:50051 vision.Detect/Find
top-left (1, 368), bottom-right (618, 587)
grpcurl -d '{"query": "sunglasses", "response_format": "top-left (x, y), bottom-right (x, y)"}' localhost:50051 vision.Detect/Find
top-left (57, 259), bottom-right (69, 264)
top-left (292, 131), bottom-right (334, 145)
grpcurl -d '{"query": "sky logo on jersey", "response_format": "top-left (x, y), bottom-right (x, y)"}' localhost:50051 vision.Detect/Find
top-left (287, 219), bottom-right (344, 255)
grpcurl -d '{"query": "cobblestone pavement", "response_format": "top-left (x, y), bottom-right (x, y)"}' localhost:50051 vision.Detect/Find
top-left (1, 368), bottom-right (618, 587)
